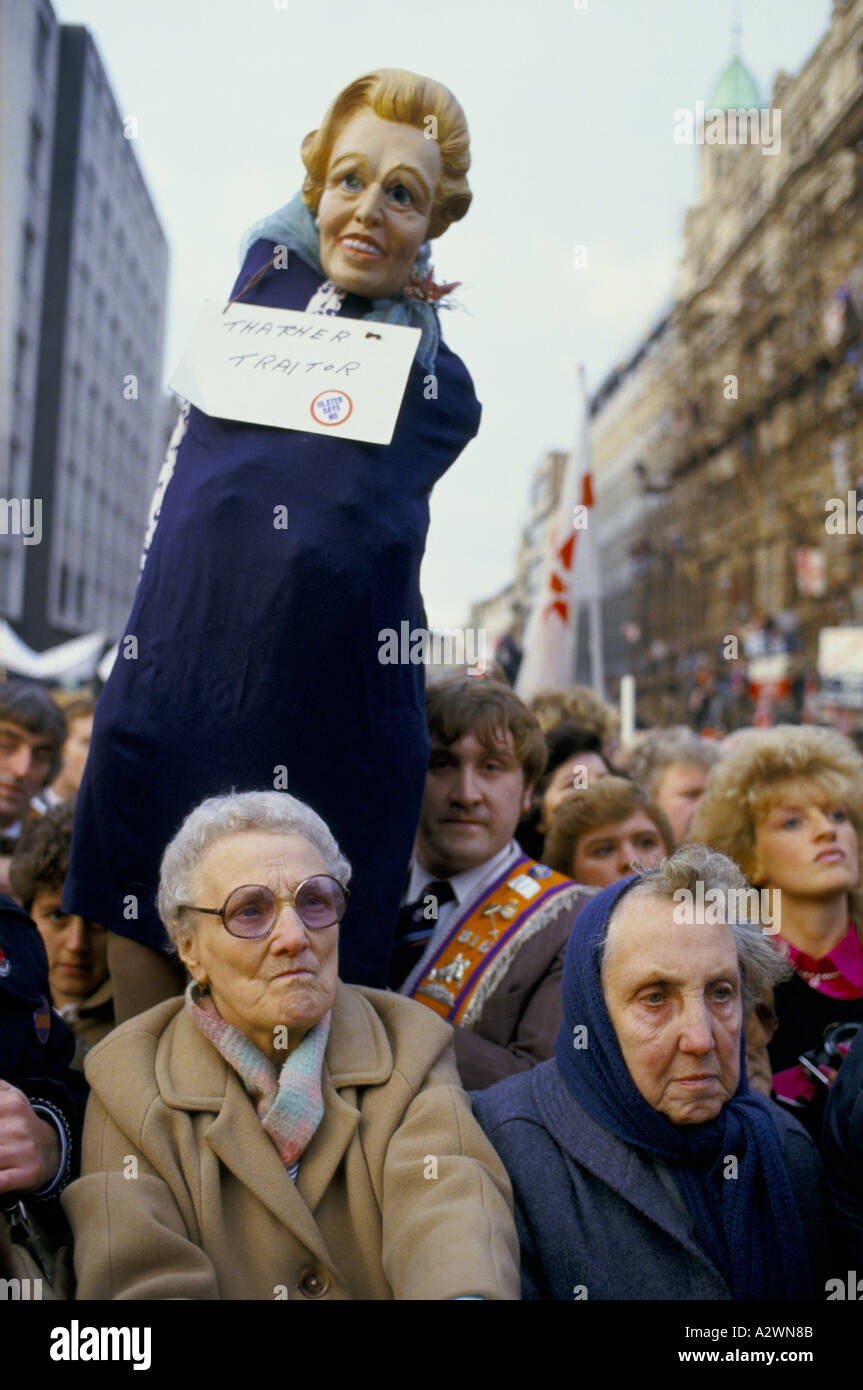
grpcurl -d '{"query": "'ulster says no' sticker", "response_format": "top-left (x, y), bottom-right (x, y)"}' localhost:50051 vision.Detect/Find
top-left (310, 391), bottom-right (353, 427)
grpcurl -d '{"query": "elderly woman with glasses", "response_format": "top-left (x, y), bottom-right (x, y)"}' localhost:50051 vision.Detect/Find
top-left (473, 846), bottom-right (832, 1300)
top-left (61, 791), bottom-right (519, 1300)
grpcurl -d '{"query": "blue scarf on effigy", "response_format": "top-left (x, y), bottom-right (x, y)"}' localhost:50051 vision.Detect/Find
top-left (239, 191), bottom-right (441, 370)
top-left (554, 875), bottom-right (813, 1300)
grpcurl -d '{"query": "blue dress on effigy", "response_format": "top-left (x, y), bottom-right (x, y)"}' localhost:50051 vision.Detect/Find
top-left (63, 243), bottom-right (481, 987)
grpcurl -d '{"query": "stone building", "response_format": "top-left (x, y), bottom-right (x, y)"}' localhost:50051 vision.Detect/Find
top-left (589, 0), bottom-right (863, 727)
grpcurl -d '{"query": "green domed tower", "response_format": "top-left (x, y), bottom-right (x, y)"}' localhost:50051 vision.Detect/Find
top-left (709, 54), bottom-right (761, 113)
top-left (700, 50), bottom-right (763, 199)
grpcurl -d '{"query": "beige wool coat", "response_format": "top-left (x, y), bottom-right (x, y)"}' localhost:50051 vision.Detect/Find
top-left (62, 981), bottom-right (520, 1300)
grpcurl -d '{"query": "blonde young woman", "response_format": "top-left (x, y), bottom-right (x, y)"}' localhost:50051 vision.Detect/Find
top-left (691, 726), bottom-right (863, 1105)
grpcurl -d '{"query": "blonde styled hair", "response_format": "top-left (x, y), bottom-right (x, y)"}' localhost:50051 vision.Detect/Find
top-left (690, 725), bottom-right (863, 925)
top-left (300, 68), bottom-right (472, 240)
top-left (528, 686), bottom-right (619, 743)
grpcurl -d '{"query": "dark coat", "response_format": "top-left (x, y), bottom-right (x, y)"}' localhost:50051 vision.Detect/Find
top-left (769, 969), bottom-right (863, 1073)
top-left (0, 895), bottom-right (88, 1231)
top-left (472, 1059), bottom-right (831, 1300)
top-left (821, 1024), bottom-right (863, 1264)
top-left (64, 243), bottom-right (481, 989)
top-left (453, 891), bottom-right (592, 1090)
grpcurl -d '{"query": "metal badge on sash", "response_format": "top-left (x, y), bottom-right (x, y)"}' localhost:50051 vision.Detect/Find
top-left (33, 994), bottom-right (52, 1045)
top-left (411, 857), bottom-right (577, 1024)
top-left (508, 873), bottom-right (540, 900)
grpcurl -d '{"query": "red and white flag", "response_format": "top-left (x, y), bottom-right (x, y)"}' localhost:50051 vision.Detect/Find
top-left (516, 366), bottom-right (600, 700)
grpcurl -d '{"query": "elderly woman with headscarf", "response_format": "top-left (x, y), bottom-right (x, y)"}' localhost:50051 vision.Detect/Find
top-left (472, 845), bottom-right (832, 1300)
top-left (61, 791), bottom-right (519, 1299)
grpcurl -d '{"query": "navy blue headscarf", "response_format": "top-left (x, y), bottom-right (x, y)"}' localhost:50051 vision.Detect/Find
top-left (554, 875), bottom-right (813, 1300)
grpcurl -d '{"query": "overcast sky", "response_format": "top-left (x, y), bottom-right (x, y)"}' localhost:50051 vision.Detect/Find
top-left (57, 0), bottom-right (831, 627)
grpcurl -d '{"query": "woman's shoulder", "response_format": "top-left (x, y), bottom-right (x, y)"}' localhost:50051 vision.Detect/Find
top-left (329, 982), bottom-right (456, 1084)
top-left (470, 1061), bottom-right (557, 1139)
top-left (82, 996), bottom-right (190, 1098)
top-left (86, 995), bottom-right (184, 1051)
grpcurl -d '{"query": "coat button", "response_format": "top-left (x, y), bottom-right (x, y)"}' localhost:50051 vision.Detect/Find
top-left (298, 1267), bottom-right (331, 1298)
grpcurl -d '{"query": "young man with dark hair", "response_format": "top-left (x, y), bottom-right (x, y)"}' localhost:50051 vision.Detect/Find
top-left (391, 677), bottom-right (591, 1089)
top-left (0, 891), bottom-right (87, 1290)
top-left (0, 683), bottom-right (66, 897)
top-left (11, 805), bottom-right (113, 1061)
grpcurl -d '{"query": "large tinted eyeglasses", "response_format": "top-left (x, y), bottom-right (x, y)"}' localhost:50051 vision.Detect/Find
top-left (182, 876), bottom-right (349, 938)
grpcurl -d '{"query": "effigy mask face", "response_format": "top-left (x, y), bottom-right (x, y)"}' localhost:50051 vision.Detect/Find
top-left (317, 107), bottom-right (442, 299)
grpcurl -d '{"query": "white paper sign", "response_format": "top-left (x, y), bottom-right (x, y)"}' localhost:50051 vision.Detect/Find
top-left (168, 299), bottom-right (421, 446)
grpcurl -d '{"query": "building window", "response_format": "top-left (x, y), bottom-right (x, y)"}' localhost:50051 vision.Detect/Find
top-left (70, 360), bottom-right (83, 413)
top-left (8, 438), bottom-right (22, 497)
top-left (34, 11), bottom-right (51, 77)
top-left (20, 222), bottom-right (36, 289)
top-left (27, 117), bottom-right (43, 185)
top-left (13, 331), bottom-right (27, 396)
top-left (59, 562), bottom-right (69, 612)
top-left (76, 572), bottom-right (86, 618)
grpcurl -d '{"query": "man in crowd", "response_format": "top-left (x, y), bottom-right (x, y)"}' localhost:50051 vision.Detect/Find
top-left (390, 677), bottom-right (591, 1089)
top-left (0, 684), bottom-right (65, 897)
top-left (36, 692), bottom-right (95, 810)
top-left (11, 805), bottom-right (113, 1065)
top-left (620, 724), bottom-right (720, 845)
top-left (0, 889), bottom-right (87, 1292)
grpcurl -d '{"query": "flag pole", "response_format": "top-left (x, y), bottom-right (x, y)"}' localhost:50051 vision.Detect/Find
top-left (577, 365), bottom-right (604, 699)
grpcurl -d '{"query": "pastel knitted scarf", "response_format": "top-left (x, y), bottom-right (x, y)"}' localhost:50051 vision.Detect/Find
top-left (239, 191), bottom-right (442, 370)
top-left (187, 982), bottom-right (330, 1169)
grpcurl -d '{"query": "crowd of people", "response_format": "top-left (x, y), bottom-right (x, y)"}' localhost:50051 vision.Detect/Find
top-left (1, 669), bottom-right (862, 1299)
top-left (2, 63), bottom-right (861, 1306)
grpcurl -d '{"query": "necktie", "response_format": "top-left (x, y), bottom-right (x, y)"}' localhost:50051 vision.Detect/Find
top-left (389, 879), bottom-right (456, 990)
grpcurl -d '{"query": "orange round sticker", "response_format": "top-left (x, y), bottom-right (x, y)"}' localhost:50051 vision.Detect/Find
top-left (310, 390), bottom-right (353, 427)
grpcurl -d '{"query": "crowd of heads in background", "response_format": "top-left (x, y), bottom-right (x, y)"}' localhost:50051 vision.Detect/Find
top-left (3, 667), bottom-right (863, 1136)
top-left (0, 680), bottom-right (108, 1058)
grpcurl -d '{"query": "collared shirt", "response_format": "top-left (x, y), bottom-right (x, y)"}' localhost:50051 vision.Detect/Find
top-left (399, 841), bottom-right (523, 997)
top-left (782, 923), bottom-right (863, 1001)
top-left (0, 805), bottom-right (43, 854)
top-left (0, 818), bottom-right (23, 855)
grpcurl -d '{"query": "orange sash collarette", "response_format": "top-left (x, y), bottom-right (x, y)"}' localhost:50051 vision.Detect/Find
top-left (409, 856), bottom-right (581, 1028)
